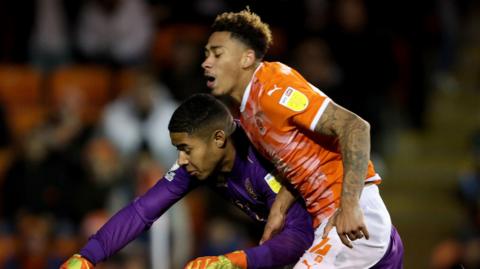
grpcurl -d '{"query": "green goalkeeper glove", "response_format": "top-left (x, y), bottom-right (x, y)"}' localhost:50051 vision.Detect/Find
top-left (60, 254), bottom-right (94, 269)
top-left (184, 250), bottom-right (247, 269)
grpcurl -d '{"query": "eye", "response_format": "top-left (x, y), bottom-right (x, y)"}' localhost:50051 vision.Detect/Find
top-left (176, 146), bottom-right (191, 155)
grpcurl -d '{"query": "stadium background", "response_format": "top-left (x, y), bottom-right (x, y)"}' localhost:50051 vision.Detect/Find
top-left (0, 0), bottom-right (479, 268)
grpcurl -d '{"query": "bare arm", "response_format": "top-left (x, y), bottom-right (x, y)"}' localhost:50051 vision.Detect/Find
top-left (314, 101), bottom-right (370, 247)
top-left (314, 101), bottom-right (370, 207)
top-left (260, 180), bottom-right (297, 244)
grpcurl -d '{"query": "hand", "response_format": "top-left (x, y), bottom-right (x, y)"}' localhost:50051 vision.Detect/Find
top-left (60, 254), bottom-right (94, 269)
top-left (260, 186), bottom-right (294, 244)
top-left (322, 205), bottom-right (369, 248)
top-left (184, 251), bottom-right (247, 269)
top-left (259, 211), bottom-right (285, 244)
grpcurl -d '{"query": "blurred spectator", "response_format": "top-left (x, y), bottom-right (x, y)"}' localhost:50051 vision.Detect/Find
top-left (4, 212), bottom-right (62, 269)
top-left (430, 129), bottom-right (480, 269)
top-left (1, 85), bottom-right (95, 224)
top-left (290, 37), bottom-right (341, 95)
top-left (303, 0), bottom-right (330, 34)
top-left (325, 0), bottom-right (396, 154)
top-left (72, 138), bottom-right (127, 219)
top-left (433, 0), bottom-right (461, 93)
top-left (101, 72), bottom-right (177, 167)
top-left (29, 0), bottom-right (83, 71)
top-left (76, 0), bottom-right (154, 67)
top-left (161, 39), bottom-right (207, 102)
top-left (376, 1), bottom-right (434, 130)
top-left (0, 128), bottom-right (79, 223)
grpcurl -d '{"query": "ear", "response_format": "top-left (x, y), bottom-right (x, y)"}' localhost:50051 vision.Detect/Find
top-left (241, 49), bottom-right (256, 69)
top-left (213, 130), bottom-right (227, 148)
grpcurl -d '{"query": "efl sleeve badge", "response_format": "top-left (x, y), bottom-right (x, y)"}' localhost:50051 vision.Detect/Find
top-left (279, 87), bottom-right (309, 112)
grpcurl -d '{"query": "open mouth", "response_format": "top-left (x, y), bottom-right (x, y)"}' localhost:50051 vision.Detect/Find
top-left (205, 75), bottom-right (216, 89)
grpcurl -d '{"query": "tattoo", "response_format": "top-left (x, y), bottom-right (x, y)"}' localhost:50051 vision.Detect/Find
top-left (314, 102), bottom-right (370, 204)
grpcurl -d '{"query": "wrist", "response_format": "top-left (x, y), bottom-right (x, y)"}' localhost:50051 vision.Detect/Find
top-left (340, 197), bottom-right (360, 209)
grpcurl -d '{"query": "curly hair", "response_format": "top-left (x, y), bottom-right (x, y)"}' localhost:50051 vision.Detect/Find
top-left (212, 8), bottom-right (273, 59)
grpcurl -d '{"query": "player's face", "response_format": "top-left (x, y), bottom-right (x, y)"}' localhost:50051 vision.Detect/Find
top-left (202, 31), bottom-right (247, 96)
top-left (170, 132), bottom-right (224, 180)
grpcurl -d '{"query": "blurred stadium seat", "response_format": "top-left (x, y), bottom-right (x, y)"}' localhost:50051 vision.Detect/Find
top-left (113, 68), bottom-right (139, 97)
top-left (0, 233), bottom-right (17, 266)
top-left (48, 65), bottom-right (112, 124)
top-left (7, 106), bottom-right (47, 139)
top-left (0, 65), bottom-right (43, 108)
top-left (0, 65), bottom-right (45, 139)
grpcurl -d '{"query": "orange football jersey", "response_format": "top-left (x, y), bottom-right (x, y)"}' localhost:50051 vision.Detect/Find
top-left (239, 62), bottom-right (380, 227)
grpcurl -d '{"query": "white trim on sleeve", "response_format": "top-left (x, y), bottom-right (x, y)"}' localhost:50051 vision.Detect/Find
top-left (309, 98), bottom-right (331, 131)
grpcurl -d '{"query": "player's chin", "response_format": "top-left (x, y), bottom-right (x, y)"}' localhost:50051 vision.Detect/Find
top-left (211, 86), bottom-right (227, 96)
top-left (211, 88), bottom-right (223, 96)
top-left (196, 174), bottom-right (208, 180)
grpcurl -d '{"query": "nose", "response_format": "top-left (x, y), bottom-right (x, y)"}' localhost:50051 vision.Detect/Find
top-left (177, 151), bottom-right (189, 166)
top-left (201, 56), bottom-right (212, 70)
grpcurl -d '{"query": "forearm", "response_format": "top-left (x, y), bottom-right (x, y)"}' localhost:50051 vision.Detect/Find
top-left (80, 201), bottom-right (152, 263)
top-left (338, 117), bottom-right (370, 207)
top-left (270, 186), bottom-right (296, 214)
top-left (80, 176), bottom-right (186, 263)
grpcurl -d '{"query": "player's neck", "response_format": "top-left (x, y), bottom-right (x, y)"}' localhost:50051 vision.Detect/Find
top-left (219, 140), bottom-right (236, 173)
top-left (231, 62), bottom-right (260, 103)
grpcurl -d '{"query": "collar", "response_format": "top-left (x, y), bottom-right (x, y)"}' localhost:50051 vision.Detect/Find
top-left (240, 63), bottom-right (263, 112)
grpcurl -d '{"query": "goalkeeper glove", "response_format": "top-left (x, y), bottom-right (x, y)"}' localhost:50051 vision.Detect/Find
top-left (60, 254), bottom-right (94, 269)
top-left (184, 250), bottom-right (247, 269)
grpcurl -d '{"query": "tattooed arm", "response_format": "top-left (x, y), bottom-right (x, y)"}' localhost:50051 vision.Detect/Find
top-left (314, 101), bottom-right (371, 248)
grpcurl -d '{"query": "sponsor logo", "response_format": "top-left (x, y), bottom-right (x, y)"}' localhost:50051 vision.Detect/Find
top-left (264, 173), bottom-right (281, 193)
top-left (165, 162), bottom-right (180, 181)
top-left (267, 84), bottom-right (282, 96)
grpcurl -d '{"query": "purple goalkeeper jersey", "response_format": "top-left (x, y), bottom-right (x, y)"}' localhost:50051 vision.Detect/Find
top-left (79, 130), bottom-right (314, 269)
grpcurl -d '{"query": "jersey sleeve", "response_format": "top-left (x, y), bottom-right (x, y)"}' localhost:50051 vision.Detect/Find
top-left (263, 76), bottom-right (331, 132)
top-left (80, 163), bottom-right (195, 264)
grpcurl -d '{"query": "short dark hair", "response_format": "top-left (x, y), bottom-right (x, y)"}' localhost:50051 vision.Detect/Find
top-left (212, 8), bottom-right (273, 59)
top-left (168, 93), bottom-right (235, 138)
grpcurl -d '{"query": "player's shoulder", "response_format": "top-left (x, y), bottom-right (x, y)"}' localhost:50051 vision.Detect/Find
top-left (257, 62), bottom-right (297, 85)
top-left (256, 62), bottom-right (315, 96)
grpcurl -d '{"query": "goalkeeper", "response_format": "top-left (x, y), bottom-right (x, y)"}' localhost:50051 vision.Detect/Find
top-left (60, 94), bottom-right (314, 269)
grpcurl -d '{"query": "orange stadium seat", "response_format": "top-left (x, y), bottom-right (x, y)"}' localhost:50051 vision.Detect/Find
top-left (0, 65), bottom-right (43, 108)
top-left (0, 233), bottom-right (17, 266)
top-left (6, 106), bottom-right (48, 138)
top-left (112, 68), bottom-right (140, 97)
top-left (0, 65), bottom-right (46, 140)
top-left (48, 65), bottom-right (112, 124)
